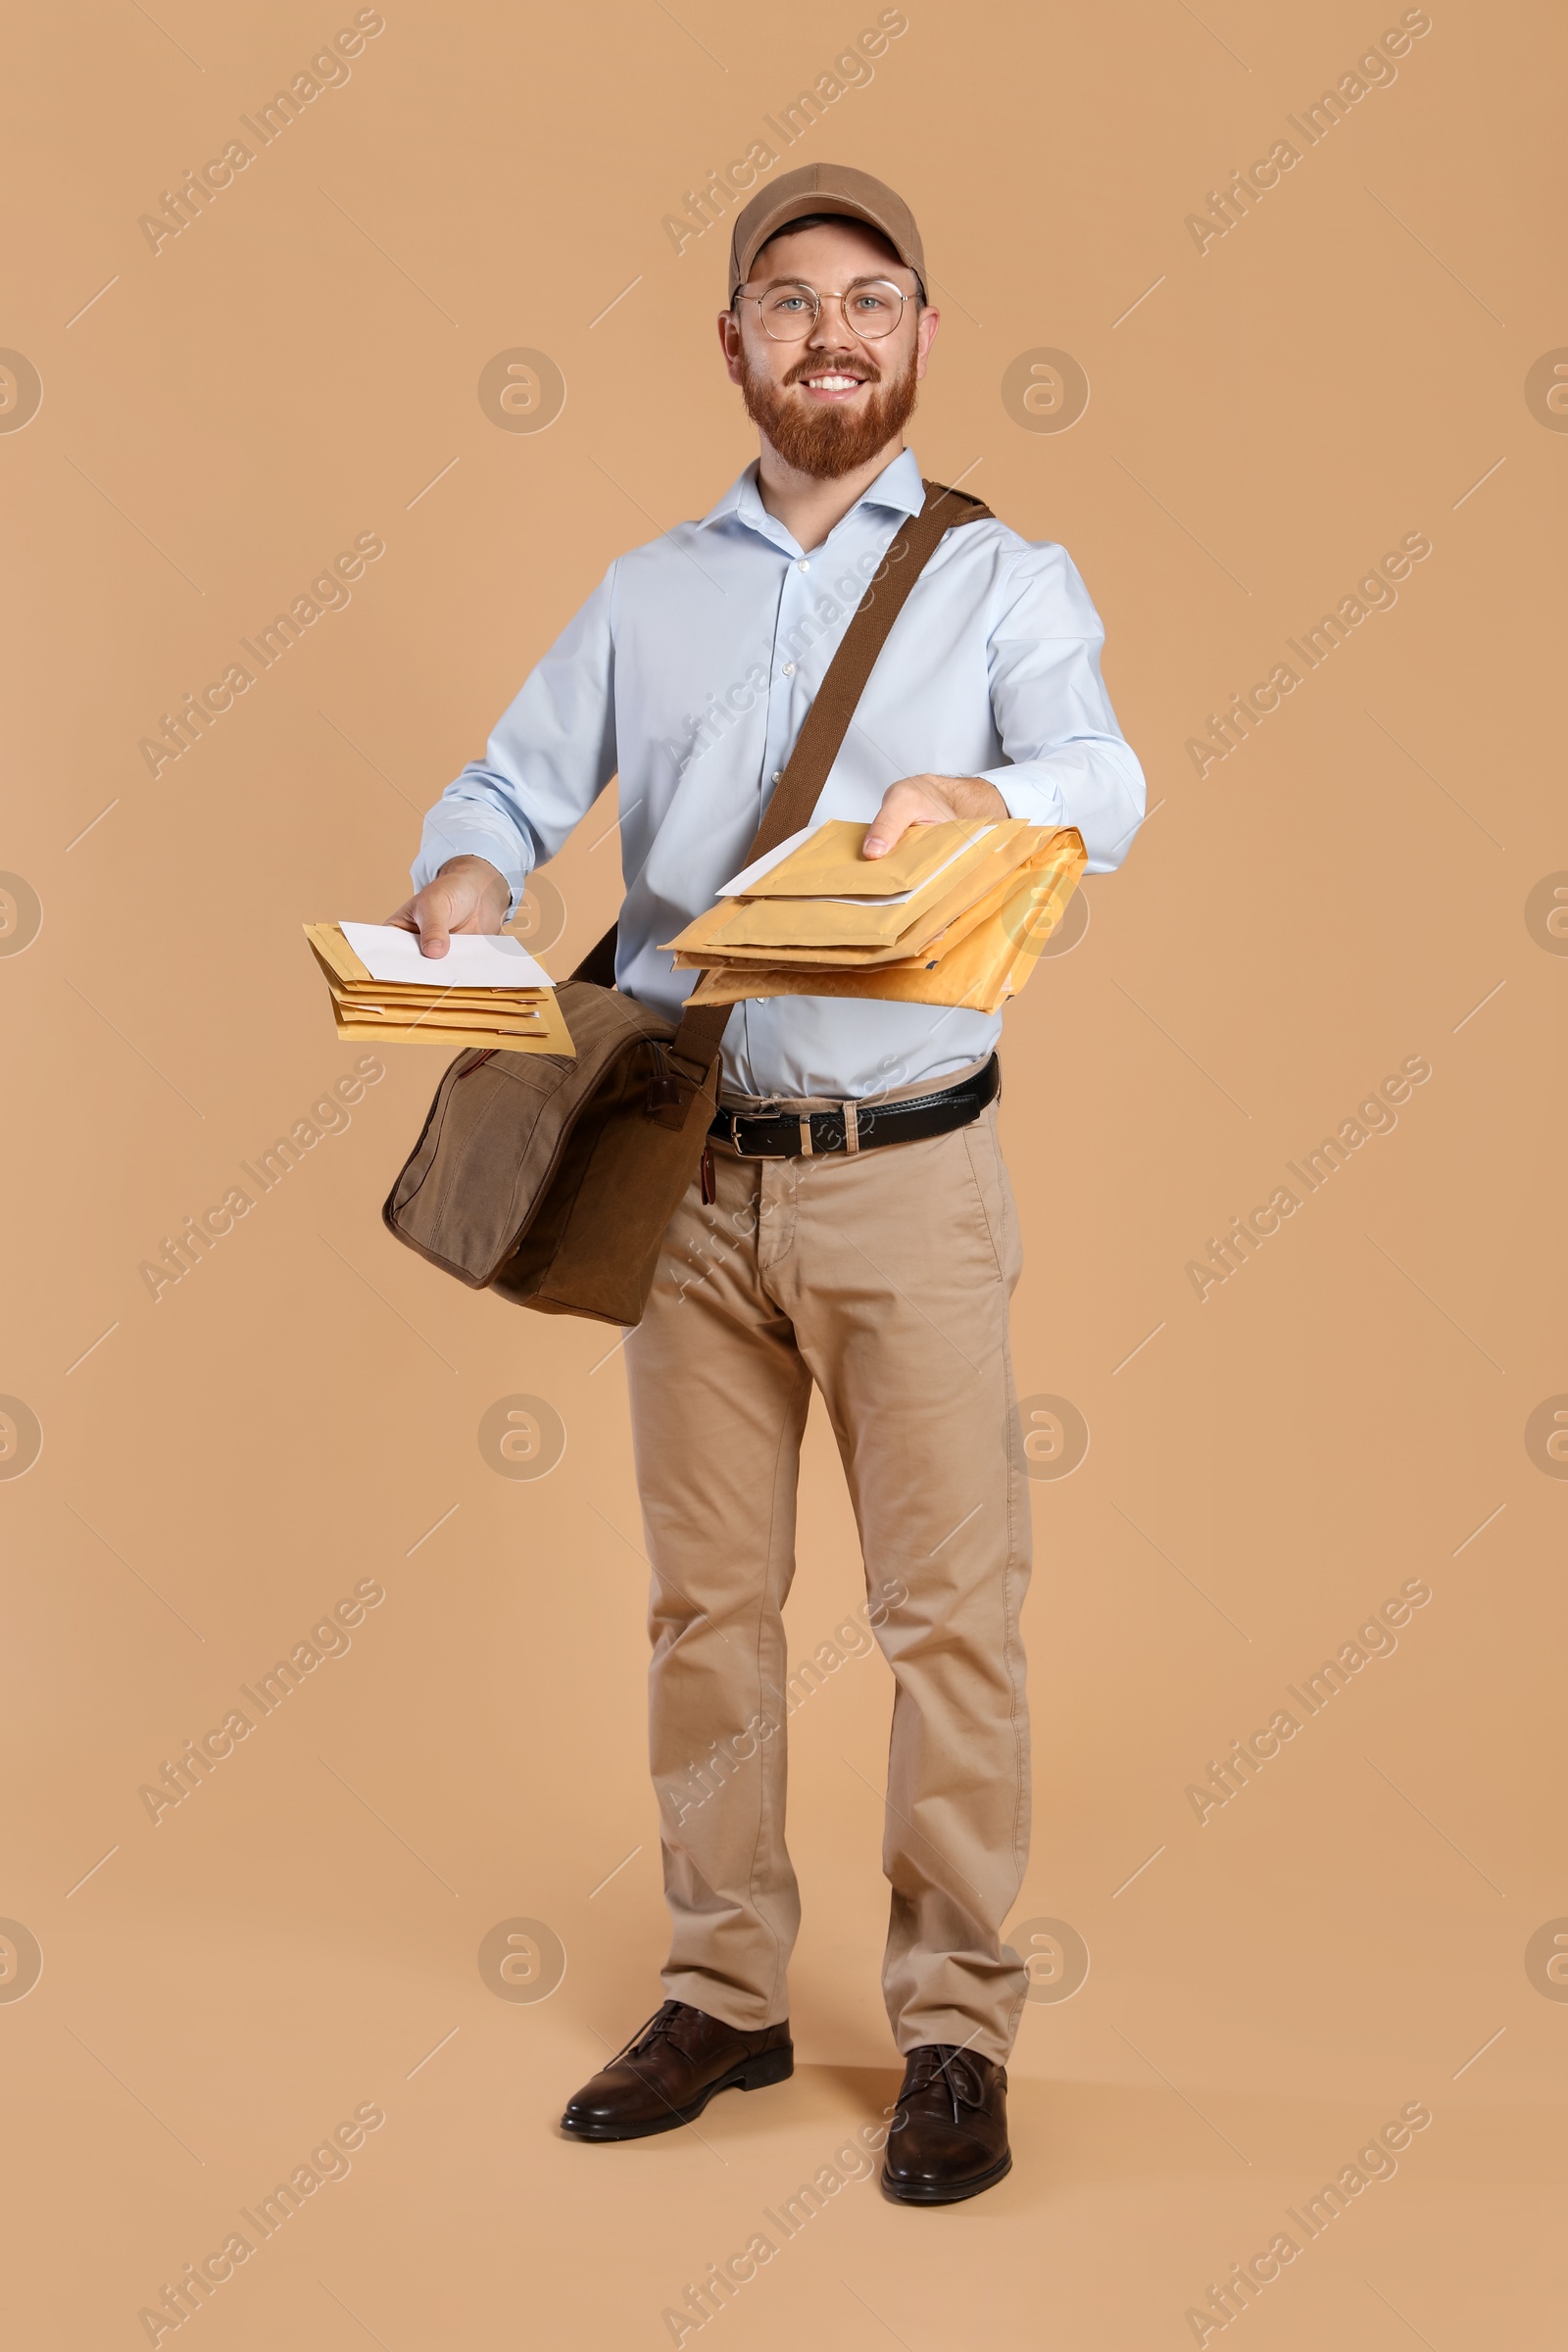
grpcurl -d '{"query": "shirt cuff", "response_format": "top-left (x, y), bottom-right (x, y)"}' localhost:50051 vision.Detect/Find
top-left (411, 822), bottom-right (531, 924)
top-left (975, 766), bottom-right (1066, 830)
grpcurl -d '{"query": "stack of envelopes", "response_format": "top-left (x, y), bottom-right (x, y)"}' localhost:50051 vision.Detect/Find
top-left (662, 818), bottom-right (1087, 1014)
top-left (303, 921), bottom-right (575, 1054)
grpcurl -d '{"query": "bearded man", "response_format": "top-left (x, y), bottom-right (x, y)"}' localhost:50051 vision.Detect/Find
top-left (391, 163), bottom-right (1145, 2202)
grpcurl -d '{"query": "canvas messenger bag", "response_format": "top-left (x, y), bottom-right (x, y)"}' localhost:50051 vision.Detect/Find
top-left (381, 481), bottom-right (994, 1329)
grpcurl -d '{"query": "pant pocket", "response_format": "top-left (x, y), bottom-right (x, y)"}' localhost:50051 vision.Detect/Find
top-left (960, 1113), bottom-right (1008, 1284)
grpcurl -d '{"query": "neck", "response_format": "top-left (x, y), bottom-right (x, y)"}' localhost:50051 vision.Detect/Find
top-left (754, 433), bottom-right (907, 552)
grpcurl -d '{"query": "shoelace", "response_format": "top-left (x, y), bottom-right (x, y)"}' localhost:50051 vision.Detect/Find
top-left (897, 2043), bottom-right (988, 2124)
top-left (608, 1999), bottom-right (708, 2068)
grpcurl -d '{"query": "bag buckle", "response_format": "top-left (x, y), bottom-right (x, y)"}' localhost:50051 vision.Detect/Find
top-left (646, 1048), bottom-right (712, 1132)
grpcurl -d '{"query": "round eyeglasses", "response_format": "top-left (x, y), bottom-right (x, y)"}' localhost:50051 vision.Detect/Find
top-left (734, 278), bottom-right (913, 343)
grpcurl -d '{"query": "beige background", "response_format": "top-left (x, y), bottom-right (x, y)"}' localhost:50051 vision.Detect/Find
top-left (4, 0), bottom-right (1565, 2343)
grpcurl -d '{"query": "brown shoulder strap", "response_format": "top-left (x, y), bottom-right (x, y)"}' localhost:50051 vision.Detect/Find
top-left (571, 478), bottom-right (994, 1074)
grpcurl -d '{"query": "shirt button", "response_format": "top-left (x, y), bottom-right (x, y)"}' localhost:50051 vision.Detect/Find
top-left (782, 662), bottom-right (796, 675)
top-left (796, 559), bottom-right (809, 572)
top-left (771, 770), bottom-right (782, 782)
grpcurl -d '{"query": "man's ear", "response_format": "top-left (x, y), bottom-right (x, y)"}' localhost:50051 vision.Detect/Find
top-left (717, 309), bottom-right (745, 385)
top-left (913, 304), bottom-right (940, 382)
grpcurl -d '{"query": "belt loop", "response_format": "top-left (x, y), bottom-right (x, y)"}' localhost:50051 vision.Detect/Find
top-left (799, 1115), bottom-right (813, 1156)
top-left (843, 1101), bottom-right (859, 1154)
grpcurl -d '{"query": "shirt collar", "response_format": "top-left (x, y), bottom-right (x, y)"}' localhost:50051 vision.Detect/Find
top-left (697, 445), bottom-right (926, 550)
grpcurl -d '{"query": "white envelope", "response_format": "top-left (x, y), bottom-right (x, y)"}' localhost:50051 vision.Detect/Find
top-left (339, 922), bottom-right (553, 990)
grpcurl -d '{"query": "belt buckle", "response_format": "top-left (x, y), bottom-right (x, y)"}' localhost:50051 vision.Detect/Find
top-left (728, 1106), bottom-right (794, 1159)
top-left (728, 1110), bottom-right (779, 1158)
top-left (725, 1102), bottom-right (857, 1157)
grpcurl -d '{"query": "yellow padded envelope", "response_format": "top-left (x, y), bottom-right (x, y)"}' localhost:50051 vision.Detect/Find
top-left (303, 923), bottom-right (576, 1054)
top-left (692, 822), bottom-right (1046, 954)
top-left (736, 817), bottom-right (996, 899)
top-left (326, 1006), bottom-right (576, 1051)
top-left (681, 830), bottom-right (1087, 1014)
top-left (662, 821), bottom-right (1054, 962)
top-left (665, 826), bottom-right (1079, 968)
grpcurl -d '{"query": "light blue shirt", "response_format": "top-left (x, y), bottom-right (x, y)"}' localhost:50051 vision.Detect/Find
top-left (412, 445), bottom-right (1145, 1102)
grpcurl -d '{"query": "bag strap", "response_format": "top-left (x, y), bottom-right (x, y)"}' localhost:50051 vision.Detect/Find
top-left (570, 477), bottom-right (994, 1074)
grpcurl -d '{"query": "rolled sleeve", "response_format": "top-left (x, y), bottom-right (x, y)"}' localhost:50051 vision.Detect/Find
top-left (977, 546), bottom-right (1146, 873)
top-left (412, 562), bottom-right (620, 919)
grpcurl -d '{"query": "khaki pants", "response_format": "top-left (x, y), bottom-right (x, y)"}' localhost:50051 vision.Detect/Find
top-left (622, 1086), bottom-right (1033, 2063)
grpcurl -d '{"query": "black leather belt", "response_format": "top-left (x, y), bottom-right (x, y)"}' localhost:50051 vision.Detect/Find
top-left (710, 1055), bottom-right (1000, 1159)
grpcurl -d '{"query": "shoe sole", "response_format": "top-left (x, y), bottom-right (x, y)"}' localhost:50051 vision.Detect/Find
top-left (880, 2147), bottom-right (1013, 2205)
top-left (560, 2042), bottom-right (794, 2141)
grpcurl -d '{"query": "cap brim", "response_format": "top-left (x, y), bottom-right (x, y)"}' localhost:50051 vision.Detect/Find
top-left (733, 197), bottom-right (916, 296)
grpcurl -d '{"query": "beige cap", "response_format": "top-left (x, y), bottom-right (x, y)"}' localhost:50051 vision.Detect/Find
top-left (727, 162), bottom-right (925, 303)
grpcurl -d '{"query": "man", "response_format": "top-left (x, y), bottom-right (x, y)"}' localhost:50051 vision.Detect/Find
top-left (391, 163), bottom-right (1144, 2201)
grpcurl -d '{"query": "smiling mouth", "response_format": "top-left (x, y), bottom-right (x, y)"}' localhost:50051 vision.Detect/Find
top-left (797, 370), bottom-right (872, 396)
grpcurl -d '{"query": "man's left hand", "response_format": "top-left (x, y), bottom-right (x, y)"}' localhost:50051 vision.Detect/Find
top-left (861, 772), bottom-right (1009, 859)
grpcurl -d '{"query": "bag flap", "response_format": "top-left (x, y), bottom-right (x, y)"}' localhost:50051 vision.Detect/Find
top-left (383, 984), bottom-right (675, 1284)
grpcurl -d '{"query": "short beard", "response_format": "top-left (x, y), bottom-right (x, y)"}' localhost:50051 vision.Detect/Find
top-left (739, 343), bottom-right (919, 480)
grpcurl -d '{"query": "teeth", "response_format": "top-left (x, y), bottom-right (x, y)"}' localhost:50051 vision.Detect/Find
top-left (807, 374), bottom-right (863, 390)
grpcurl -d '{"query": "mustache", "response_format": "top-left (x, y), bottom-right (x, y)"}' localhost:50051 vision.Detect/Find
top-left (783, 355), bottom-right (880, 384)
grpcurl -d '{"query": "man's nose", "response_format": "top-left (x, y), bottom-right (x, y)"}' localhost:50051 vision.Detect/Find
top-left (806, 307), bottom-right (863, 352)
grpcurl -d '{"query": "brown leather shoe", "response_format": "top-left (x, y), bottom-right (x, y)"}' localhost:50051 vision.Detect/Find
top-left (560, 2000), bottom-right (793, 2140)
top-left (880, 2044), bottom-right (1011, 2203)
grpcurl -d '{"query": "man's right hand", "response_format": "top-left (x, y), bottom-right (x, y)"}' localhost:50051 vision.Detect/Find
top-left (384, 855), bottom-right (511, 957)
